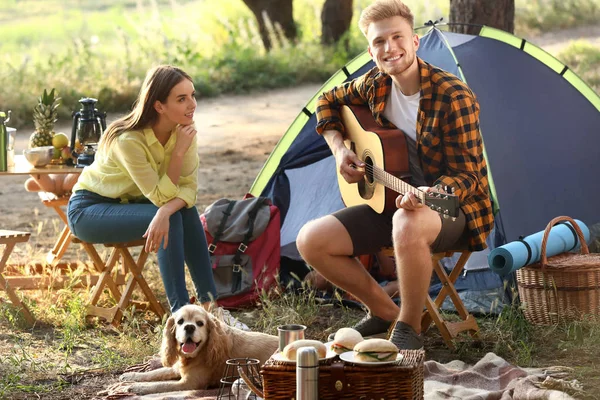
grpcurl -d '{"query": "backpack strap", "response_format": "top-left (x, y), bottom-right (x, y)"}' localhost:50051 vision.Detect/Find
top-left (231, 198), bottom-right (270, 293)
top-left (208, 200), bottom-right (237, 254)
top-left (238, 197), bottom-right (270, 254)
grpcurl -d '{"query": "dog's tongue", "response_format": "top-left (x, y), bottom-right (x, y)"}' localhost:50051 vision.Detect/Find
top-left (182, 341), bottom-right (198, 354)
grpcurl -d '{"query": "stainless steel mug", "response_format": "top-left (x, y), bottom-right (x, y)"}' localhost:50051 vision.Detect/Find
top-left (277, 324), bottom-right (306, 352)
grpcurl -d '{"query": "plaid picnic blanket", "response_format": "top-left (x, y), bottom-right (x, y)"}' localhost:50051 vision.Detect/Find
top-left (424, 352), bottom-right (582, 399)
top-left (101, 352), bottom-right (582, 400)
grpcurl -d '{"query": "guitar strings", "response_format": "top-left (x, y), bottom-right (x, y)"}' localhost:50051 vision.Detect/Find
top-left (361, 163), bottom-right (427, 204)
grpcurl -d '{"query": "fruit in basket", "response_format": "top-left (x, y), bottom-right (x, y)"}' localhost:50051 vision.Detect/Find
top-left (29, 88), bottom-right (61, 148)
top-left (52, 132), bottom-right (69, 149)
top-left (53, 147), bottom-right (62, 159)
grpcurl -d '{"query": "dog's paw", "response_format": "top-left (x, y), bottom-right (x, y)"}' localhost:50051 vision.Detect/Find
top-left (119, 372), bottom-right (140, 382)
top-left (100, 381), bottom-right (134, 396)
top-left (126, 383), bottom-right (156, 395)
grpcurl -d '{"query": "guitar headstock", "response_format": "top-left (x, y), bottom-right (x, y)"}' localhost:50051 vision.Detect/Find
top-left (424, 187), bottom-right (460, 219)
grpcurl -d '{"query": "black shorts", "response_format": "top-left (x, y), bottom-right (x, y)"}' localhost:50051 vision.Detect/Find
top-left (332, 204), bottom-right (468, 256)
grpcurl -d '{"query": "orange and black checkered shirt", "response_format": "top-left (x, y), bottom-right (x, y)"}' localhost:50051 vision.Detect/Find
top-left (316, 58), bottom-right (494, 251)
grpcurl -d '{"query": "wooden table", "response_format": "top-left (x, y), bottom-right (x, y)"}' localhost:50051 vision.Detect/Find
top-left (0, 155), bottom-right (82, 264)
top-left (0, 154), bottom-right (81, 177)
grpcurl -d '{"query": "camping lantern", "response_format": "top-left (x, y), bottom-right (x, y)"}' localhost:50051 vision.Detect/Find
top-left (70, 97), bottom-right (106, 168)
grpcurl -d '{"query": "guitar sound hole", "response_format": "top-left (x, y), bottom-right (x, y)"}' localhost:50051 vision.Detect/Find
top-left (364, 157), bottom-right (374, 183)
top-left (358, 155), bottom-right (375, 200)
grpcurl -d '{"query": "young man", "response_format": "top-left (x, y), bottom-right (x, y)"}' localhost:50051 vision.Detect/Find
top-left (296, 0), bottom-right (494, 350)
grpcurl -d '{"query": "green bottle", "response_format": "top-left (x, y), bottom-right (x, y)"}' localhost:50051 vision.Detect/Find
top-left (0, 110), bottom-right (10, 172)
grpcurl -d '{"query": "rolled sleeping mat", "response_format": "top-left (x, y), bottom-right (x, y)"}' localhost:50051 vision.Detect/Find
top-left (488, 219), bottom-right (590, 276)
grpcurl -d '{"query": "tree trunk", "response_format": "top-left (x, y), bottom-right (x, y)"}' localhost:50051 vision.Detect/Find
top-left (449, 0), bottom-right (514, 35)
top-left (321, 0), bottom-right (353, 45)
top-left (242, 0), bottom-right (297, 51)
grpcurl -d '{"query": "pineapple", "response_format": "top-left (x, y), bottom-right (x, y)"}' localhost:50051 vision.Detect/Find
top-left (29, 88), bottom-right (61, 148)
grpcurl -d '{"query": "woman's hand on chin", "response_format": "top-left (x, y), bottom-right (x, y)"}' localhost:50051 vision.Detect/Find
top-left (174, 124), bottom-right (197, 155)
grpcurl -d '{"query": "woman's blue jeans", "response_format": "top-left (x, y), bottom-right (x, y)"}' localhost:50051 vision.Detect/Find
top-left (67, 190), bottom-right (217, 312)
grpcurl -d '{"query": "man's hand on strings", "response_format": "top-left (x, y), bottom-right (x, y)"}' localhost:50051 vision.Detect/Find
top-left (336, 146), bottom-right (365, 184)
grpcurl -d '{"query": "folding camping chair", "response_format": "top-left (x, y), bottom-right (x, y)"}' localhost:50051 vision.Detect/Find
top-left (71, 236), bottom-right (166, 327)
top-left (38, 192), bottom-right (73, 265)
top-left (381, 248), bottom-right (479, 349)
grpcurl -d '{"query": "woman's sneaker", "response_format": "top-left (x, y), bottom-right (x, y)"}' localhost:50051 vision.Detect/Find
top-left (213, 307), bottom-right (250, 331)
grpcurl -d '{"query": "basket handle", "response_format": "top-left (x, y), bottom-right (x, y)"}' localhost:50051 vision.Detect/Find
top-left (238, 366), bottom-right (264, 399)
top-left (540, 216), bottom-right (589, 266)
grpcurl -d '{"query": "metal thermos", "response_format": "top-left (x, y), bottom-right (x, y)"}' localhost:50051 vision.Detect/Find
top-left (296, 347), bottom-right (319, 400)
top-left (0, 110), bottom-right (10, 172)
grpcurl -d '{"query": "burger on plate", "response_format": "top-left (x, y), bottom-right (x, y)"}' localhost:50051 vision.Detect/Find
top-left (330, 328), bottom-right (364, 355)
top-left (353, 338), bottom-right (399, 362)
top-left (282, 339), bottom-right (327, 361)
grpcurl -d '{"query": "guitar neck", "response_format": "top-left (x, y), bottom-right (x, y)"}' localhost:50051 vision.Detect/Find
top-left (369, 165), bottom-right (426, 204)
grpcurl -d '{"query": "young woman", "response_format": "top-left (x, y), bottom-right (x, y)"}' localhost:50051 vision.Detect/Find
top-left (67, 65), bottom-right (217, 313)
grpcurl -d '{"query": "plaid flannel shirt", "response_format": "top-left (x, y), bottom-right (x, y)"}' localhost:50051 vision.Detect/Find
top-left (316, 57), bottom-right (493, 251)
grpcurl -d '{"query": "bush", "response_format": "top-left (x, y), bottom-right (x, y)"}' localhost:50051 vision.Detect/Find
top-left (557, 40), bottom-right (600, 92)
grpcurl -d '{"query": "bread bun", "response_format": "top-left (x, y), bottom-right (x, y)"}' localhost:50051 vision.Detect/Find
top-left (330, 328), bottom-right (364, 355)
top-left (282, 340), bottom-right (327, 360)
top-left (353, 338), bottom-right (398, 362)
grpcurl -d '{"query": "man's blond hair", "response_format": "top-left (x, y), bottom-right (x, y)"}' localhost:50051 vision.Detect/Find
top-left (358, 0), bottom-right (414, 37)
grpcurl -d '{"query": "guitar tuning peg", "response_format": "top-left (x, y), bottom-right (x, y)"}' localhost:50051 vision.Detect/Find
top-left (443, 214), bottom-right (449, 219)
top-left (437, 207), bottom-right (442, 212)
top-left (452, 217), bottom-right (457, 222)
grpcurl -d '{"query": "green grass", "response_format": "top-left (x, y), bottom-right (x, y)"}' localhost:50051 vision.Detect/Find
top-left (2, 0), bottom-right (598, 130)
top-left (516, 0), bottom-right (600, 35)
top-left (2, 247), bottom-right (600, 398)
top-left (0, 291), bottom-right (161, 397)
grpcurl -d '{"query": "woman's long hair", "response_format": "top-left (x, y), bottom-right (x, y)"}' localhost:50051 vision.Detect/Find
top-left (99, 65), bottom-right (192, 150)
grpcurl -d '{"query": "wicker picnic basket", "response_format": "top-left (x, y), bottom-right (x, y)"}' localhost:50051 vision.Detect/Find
top-left (516, 216), bottom-right (600, 325)
top-left (260, 349), bottom-right (424, 400)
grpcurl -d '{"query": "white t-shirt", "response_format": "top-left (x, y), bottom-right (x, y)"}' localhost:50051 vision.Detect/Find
top-left (382, 83), bottom-right (427, 187)
top-left (382, 83), bottom-right (420, 141)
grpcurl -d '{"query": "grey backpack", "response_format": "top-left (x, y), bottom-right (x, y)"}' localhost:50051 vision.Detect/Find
top-left (203, 197), bottom-right (271, 245)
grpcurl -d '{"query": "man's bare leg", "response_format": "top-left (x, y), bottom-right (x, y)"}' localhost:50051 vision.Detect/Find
top-left (297, 215), bottom-right (399, 322)
top-left (389, 207), bottom-right (442, 349)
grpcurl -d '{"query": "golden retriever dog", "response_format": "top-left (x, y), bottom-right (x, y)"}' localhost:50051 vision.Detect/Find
top-left (117, 304), bottom-right (278, 395)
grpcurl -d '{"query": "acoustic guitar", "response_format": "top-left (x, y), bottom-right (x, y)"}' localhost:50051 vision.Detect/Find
top-left (336, 105), bottom-right (460, 218)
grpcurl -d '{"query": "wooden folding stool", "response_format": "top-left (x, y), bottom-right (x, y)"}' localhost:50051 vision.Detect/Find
top-left (422, 251), bottom-right (479, 349)
top-left (0, 230), bottom-right (34, 325)
top-left (381, 248), bottom-right (479, 349)
top-left (72, 237), bottom-right (166, 327)
top-left (38, 192), bottom-right (72, 265)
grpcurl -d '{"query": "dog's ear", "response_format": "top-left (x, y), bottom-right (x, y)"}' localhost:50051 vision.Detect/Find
top-left (160, 316), bottom-right (178, 367)
top-left (205, 313), bottom-right (230, 365)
